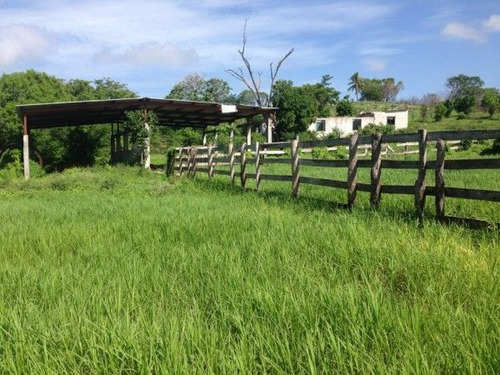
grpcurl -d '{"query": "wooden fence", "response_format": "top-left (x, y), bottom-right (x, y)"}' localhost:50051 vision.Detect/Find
top-left (168, 129), bottom-right (500, 229)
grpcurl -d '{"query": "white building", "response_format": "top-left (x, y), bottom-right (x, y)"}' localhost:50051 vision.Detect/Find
top-left (309, 109), bottom-right (408, 137)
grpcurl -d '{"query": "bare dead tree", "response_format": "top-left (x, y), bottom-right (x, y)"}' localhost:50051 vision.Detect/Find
top-left (227, 19), bottom-right (294, 108)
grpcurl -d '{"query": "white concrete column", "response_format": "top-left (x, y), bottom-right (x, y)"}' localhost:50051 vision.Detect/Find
top-left (23, 115), bottom-right (30, 180)
top-left (144, 122), bottom-right (151, 169)
top-left (202, 130), bottom-right (207, 146)
top-left (23, 135), bottom-right (30, 180)
top-left (246, 120), bottom-right (252, 146)
top-left (266, 115), bottom-right (273, 143)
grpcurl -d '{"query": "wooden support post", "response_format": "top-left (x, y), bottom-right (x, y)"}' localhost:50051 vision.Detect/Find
top-left (255, 142), bottom-right (261, 191)
top-left (414, 129), bottom-right (428, 224)
top-left (347, 133), bottom-right (359, 207)
top-left (370, 132), bottom-right (382, 207)
top-left (123, 132), bottom-right (129, 151)
top-left (240, 144), bottom-right (247, 189)
top-left (22, 115), bottom-right (30, 180)
top-left (116, 123), bottom-right (122, 151)
top-left (291, 139), bottom-right (300, 197)
top-left (435, 139), bottom-right (446, 222)
top-left (110, 123), bottom-right (115, 162)
top-left (207, 143), bottom-right (214, 177)
top-left (229, 145), bottom-right (236, 185)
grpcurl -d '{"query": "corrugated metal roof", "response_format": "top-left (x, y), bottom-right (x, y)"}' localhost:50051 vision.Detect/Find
top-left (16, 97), bottom-right (277, 129)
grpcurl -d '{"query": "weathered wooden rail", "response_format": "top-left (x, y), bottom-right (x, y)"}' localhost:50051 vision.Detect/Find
top-left (169, 129), bottom-right (500, 229)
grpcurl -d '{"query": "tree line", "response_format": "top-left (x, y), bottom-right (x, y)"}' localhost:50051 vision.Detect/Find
top-left (1, 69), bottom-right (498, 173)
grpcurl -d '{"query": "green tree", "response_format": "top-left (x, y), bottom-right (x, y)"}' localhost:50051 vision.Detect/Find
top-left (93, 78), bottom-right (137, 99)
top-left (481, 88), bottom-right (500, 116)
top-left (0, 70), bottom-right (70, 150)
top-left (236, 90), bottom-right (269, 106)
top-left (348, 72), bottom-right (363, 100)
top-left (336, 96), bottom-right (356, 116)
top-left (444, 99), bottom-right (454, 117)
top-left (446, 74), bottom-right (484, 101)
top-left (66, 79), bottom-right (97, 101)
top-left (301, 75), bottom-right (339, 117)
top-left (272, 80), bottom-right (317, 138)
top-left (166, 73), bottom-right (232, 102)
top-left (359, 77), bottom-right (403, 102)
top-left (454, 95), bottom-right (475, 115)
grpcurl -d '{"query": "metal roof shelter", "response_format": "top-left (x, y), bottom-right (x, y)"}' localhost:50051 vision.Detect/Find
top-left (16, 97), bottom-right (277, 179)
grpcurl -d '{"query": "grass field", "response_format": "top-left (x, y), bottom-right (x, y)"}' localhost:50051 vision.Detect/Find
top-left (0, 165), bottom-right (499, 373)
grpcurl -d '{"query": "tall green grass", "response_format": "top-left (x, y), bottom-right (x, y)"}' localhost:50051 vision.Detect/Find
top-left (0, 167), bottom-right (499, 373)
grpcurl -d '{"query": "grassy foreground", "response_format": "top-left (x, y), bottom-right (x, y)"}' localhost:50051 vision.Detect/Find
top-left (0, 167), bottom-right (499, 373)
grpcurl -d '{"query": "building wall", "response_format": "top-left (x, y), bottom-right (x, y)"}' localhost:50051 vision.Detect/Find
top-left (309, 110), bottom-right (408, 137)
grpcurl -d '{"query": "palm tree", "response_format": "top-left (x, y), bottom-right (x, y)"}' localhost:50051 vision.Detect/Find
top-left (348, 72), bottom-right (363, 101)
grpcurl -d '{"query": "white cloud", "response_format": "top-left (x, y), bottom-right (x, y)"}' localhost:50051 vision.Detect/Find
top-left (0, 25), bottom-right (50, 67)
top-left (484, 14), bottom-right (500, 32)
top-left (362, 58), bottom-right (387, 72)
top-left (441, 22), bottom-right (485, 43)
top-left (94, 43), bottom-right (199, 67)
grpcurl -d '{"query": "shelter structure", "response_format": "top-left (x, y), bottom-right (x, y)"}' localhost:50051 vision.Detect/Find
top-left (16, 97), bottom-right (277, 179)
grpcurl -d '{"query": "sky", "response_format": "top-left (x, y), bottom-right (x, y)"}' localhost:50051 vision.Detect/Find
top-left (0, 0), bottom-right (499, 100)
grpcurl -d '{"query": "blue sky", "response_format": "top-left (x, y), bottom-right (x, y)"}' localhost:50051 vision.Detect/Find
top-left (0, 0), bottom-right (499, 100)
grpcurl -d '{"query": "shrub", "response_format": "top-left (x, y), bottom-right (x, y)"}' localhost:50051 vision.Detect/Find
top-left (359, 124), bottom-right (395, 136)
top-left (332, 148), bottom-right (348, 159)
top-left (457, 112), bottom-right (467, 120)
top-left (311, 147), bottom-right (330, 159)
top-left (336, 99), bottom-right (355, 116)
top-left (325, 127), bottom-right (342, 139)
top-left (458, 139), bottom-right (472, 151)
top-left (454, 95), bottom-right (475, 115)
top-left (434, 103), bottom-right (447, 121)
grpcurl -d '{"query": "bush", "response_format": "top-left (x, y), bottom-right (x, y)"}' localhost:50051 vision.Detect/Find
top-left (458, 139), bottom-right (472, 151)
top-left (454, 96), bottom-right (475, 115)
top-left (311, 147), bottom-right (330, 159)
top-left (359, 124), bottom-right (395, 136)
top-left (331, 148), bottom-right (347, 160)
top-left (325, 128), bottom-right (342, 139)
top-left (491, 138), bottom-right (500, 154)
top-left (456, 112), bottom-right (467, 120)
top-left (434, 103), bottom-right (447, 121)
top-left (336, 99), bottom-right (355, 116)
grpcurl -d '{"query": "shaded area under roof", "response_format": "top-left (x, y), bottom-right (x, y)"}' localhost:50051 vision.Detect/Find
top-left (16, 97), bottom-right (277, 129)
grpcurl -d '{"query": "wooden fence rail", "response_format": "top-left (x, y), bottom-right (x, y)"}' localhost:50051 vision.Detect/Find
top-left (169, 129), bottom-right (500, 229)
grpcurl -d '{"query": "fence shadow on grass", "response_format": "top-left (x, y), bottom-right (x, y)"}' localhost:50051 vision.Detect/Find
top-left (190, 176), bottom-right (428, 228)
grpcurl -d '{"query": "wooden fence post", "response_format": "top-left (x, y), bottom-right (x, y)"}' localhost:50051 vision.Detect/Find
top-left (188, 147), bottom-right (198, 178)
top-left (229, 144), bottom-right (236, 185)
top-left (347, 133), bottom-right (359, 207)
top-left (166, 149), bottom-right (175, 177)
top-left (414, 129), bottom-right (428, 224)
top-left (255, 142), bottom-right (262, 191)
top-left (186, 147), bottom-right (193, 176)
top-left (370, 132), bottom-right (382, 207)
top-left (240, 144), bottom-right (247, 189)
top-left (291, 139), bottom-right (300, 197)
top-left (435, 139), bottom-right (446, 222)
top-left (207, 143), bottom-right (214, 177)
top-left (178, 148), bottom-right (185, 176)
